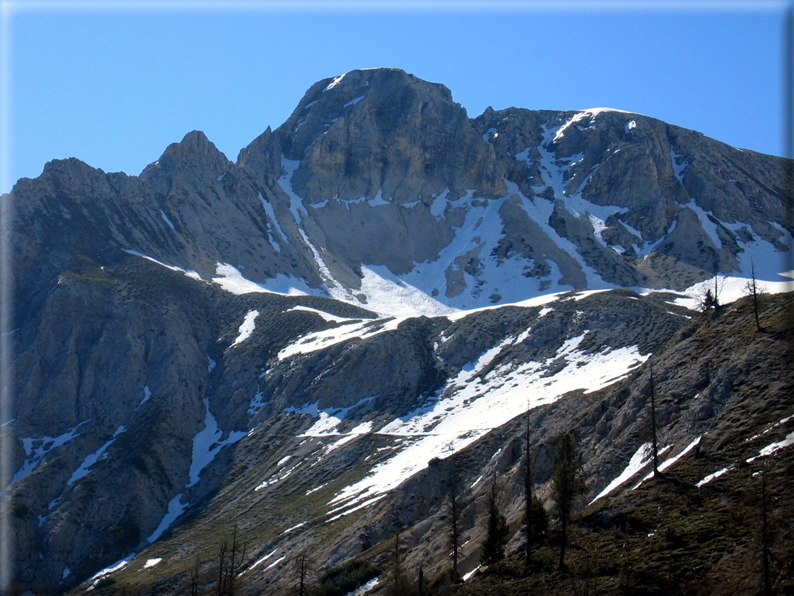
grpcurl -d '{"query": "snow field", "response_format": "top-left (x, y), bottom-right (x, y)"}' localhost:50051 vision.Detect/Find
top-left (328, 332), bottom-right (648, 514)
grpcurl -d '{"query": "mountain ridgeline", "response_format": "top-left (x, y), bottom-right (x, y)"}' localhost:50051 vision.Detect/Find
top-left (10, 68), bottom-right (791, 314)
top-left (2, 68), bottom-right (793, 595)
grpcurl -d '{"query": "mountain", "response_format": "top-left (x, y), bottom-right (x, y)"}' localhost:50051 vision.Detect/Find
top-left (10, 68), bottom-right (791, 317)
top-left (1, 68), bottom-right (792, 595)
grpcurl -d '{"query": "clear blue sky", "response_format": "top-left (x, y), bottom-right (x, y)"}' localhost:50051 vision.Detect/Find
top-left (0, 1), bottom-right (789, 195)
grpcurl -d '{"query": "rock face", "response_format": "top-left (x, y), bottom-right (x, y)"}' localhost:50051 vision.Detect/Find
top-left (2, 68), bottom-right (793, 594)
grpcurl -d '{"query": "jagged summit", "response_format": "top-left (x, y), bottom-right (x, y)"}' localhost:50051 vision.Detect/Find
top-left (252, 67), bottom-right (505, 206)
top-left (141, 130), bottom-right (233, 189)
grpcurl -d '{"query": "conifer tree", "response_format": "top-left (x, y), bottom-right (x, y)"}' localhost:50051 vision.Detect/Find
top-left (552, 431), bottom-right (586, 572)
top-left (480, 477), bottom-right (509, 568)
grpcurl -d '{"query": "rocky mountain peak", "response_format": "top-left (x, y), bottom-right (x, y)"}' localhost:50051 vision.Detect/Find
top-left (262, 67), bottom-right (505, 205)
top-left (140, 130), bottom-right (233, 191)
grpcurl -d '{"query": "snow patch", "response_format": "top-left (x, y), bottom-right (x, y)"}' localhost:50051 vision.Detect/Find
top-left (258, 192), bottom-right (288, 251)
top-left (670, 274), bottom-right (794, 312)
top-left (124, 250), bottom-right (201, 280)
top-left (631, 438), bottom-right (697, 490)
top-left (143, 558), bottom-right (162, 569)
top-left (85, 552), bottom-right (136, 590)
top-left (344, 95), bottom-right (365, 108)
top-left (430, 188), bottom-right (450, 220)
top-left (147, 493), bottom-right (186, 543)
top-left (138, 385), bottom-right (152, 408)
top-left (670, 146), bottom-right (688, 182)
top-left (68, 425), bottom-right (126, 485)
top-left (14, 421), bottom-right (89, 483)
top-left (264, 556), bottom-right (286, 572)
top-left (277, 156), bottom-right (307, 225)
top-left (249, 385), bottom-right (268, 415)
top-left (230, 310), bottom-right (259, 347)
top-left (462, 566), bottom-right (480, 581)
top-left (286, 397), bottom-right (376, 437)
top-left (188, 398), bottom-right (247, 488)
top-left (344, 576), bottom-right (380, 595)
top-left (281, 522), bottom-right (305, 535)
top-left (368, 189), bottom-right (388, 206)
top-left (212, 263), bottom-right (317, 297)
top-left (326, 494), bottom-right (387, 523)
top-left (244, 549), bottom-right (278, 574)
top-left (696, 467), bottom-right (732, 487)
top-left (590, 443), bottom-right (653, 504)
top-left (747, 430), bottom-right (794, 462)
top-left (284, 305), bottom-right (362, 324)
top-left (325, 74), bottom-right (346, 90)
top-left (277, 318), bottom-right (401, 360)
top-left (160, 210), bottom-right (175, 230)
top-left (356, 265), bottom-right (458, 317)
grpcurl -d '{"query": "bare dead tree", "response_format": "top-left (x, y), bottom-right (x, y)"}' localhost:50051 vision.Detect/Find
top-left (746, 259), bottom-right (764, 332)
top-left (189, 553), bottom-right (201, 596)
top-left (524, 410), bottom-right (534, 571)
top-left (295, 551), bottom-right (312, 596)
top-left (216, 526), bottom-right (246, 596)
top-left (761, 471), bottom-right (771, 596)
top-left (447, 459), bottom-right (462, 583)
top-left (650, 369), bottom-right (659, 477)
